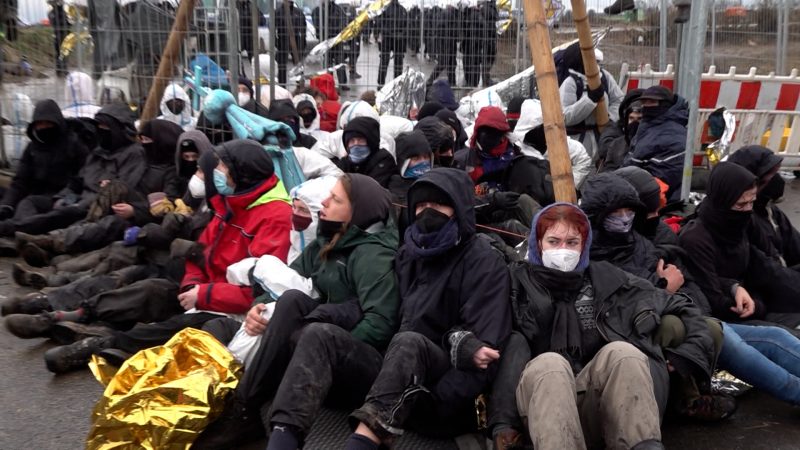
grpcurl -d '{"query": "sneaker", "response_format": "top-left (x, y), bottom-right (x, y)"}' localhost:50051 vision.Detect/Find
top-left (192, 399), bottom-right (265, 449)
top-left (350, 71), bottom-right (362, 79)
top-left (43, 336), bottom-right (113, 374)
top-left (4, 313), bottom-right (55, 338)
top-left (603, 0), bottom-right (635, 14)
top-left (1, 293), bottom-right (51, 316)
top-left (679, 394), bottom-right (737, 422)
top-left (20, 243), bottom-right (51, 268)
top-left (50, 321), bottom-right (113, 345)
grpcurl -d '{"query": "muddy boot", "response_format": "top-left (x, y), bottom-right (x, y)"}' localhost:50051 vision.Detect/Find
top-left (15, 231), bottom-right (55, 252)
top-left (4, 313), bottom-right (56, 339)
top-left (1, 292), bottom-right (52, 316)
top-left (43, 336), bottom-right (114, 374)
top-left (20, 243), bottom-right (52, 268)
top-left (50, 321), bottom-right (114, 345)
top-left (0, 237), bottom-right (19, 256)
top-left (12, 262), bottom-right (52, 288)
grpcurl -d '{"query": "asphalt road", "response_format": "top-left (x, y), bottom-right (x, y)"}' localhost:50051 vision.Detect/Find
top-left (2, 176), bottom-right (800, 449)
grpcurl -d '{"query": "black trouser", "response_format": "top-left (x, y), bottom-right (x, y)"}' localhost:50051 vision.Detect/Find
top-left (0, 202), bottom-right (86, 237)
top-left (350, 331), bottom-right (478, 440)
top-left (428, 48), bottom-right (457, 86)
top-left (63, 214), bottom-right (129, 254)
top-left (111, 312), bottom-right (223, 354)
top-left (276, 50), bottom-right (289, 84)
top-left (234, 290), bottom-right (319, 407)
top-left (377, 39), bottom-right (405, 85)
top-left (45, 263), bottom-right (152, 311)
top-left (486, 331), bottom-right (531, 437)
top-left (269, 322), bottom-right (383, 440)
top-left (88, 277), bottom-right (181, 330)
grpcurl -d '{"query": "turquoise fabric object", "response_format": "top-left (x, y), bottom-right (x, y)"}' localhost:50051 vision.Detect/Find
top-left (202, 89), bottom-right (297, 144)
top-left (265, 145), bottom-right (306, 192)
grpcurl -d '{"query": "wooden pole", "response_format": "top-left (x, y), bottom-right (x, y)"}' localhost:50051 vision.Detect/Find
top-left (522, 0), bottom-right (576, 203)
top-left (570, 0), bottom-right (609, 132)
top-left (140, 0), bottom-right (195, 125)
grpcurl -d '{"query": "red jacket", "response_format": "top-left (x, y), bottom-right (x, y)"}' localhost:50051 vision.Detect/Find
top-left (181, 175), bottom-right (292, 314)
top-left (319, 100), bottom-right (341, 132)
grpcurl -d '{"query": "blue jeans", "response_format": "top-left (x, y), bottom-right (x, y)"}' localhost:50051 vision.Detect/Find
top-left (718, 322), bottom-right (800, 405)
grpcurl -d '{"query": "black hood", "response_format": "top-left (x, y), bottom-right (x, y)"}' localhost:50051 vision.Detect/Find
top-left (94, 102), bottom-right (137, 152)
top-left (26, 99), bottom-right (66, 139)
top-left (580, 173), bottom-right (644, 227)
top-left (615, 166), bottom-right (661, 213)
top-left (704, 162), bottom-right (757, 211)
top-left (562, 42), bottom-right (584, 75)
top-left (395, 130), bottom-right (432, 168)
top-left (414, 116), bottom-right (455, 154)
top-left (727, 145), bottom-right (783, 180)
top-left (268, 99), bottom-right (300, 121)
top-left (200, 139), bottom-right (275, 193)
top-left (407, 168), bottom-right (475, 239)
top-left (417, 101), bottom-right (444, 120)
top-left (342, 116), bottom-right (380, 154)
top-left (139, 119), bottom-right (183, 165)
top-left (618, 88), bottom-right (644, 136)
top-left (347, 173), bottom-right (392, 230)
top-left (435, 109), bottom-right (467, 148)
top-left (176, 130), bottom-right (214, 177)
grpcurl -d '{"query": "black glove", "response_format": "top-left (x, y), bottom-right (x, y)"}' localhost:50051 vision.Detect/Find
top-left (588, 85), bottom-right (605, 103)
top-left (491, 191), bottom-right (521, 210)
top-left (0, 205), bottom-right (14, 220)
top-left (304, 298), bottom-right (364, 331)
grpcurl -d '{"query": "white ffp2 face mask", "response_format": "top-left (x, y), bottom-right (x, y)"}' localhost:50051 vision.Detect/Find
top-left (188, 174), bottom-right (206, 199)
top-left (238, 92), bottom-right (252, 107)
top-left (541, 248), bottom-right (581, 272)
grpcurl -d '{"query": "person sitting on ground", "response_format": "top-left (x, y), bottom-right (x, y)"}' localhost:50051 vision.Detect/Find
top-left (237, 76), bottom-right (270, 117)
top-left (293, 93), bottom-right (328, 143)
top-left (487, 202), bottom-right (712, 450)
top-left (512, 98), bottom-right (592, 189)
top-left (388, 130), bottom-right (433, 207)
top-left (269, 99), bottom-right (318, 149)
top-left (414, 116), bottom-right (456, 168)
top-left (679, 162), bottom-right (800, 328)
top-left (0, 102), bottom-right (146, 240)
top-left (505, 96), bottom-right (525, 131)
top-left (192, 173), bottom-right (400, 449)
top-left (158, 83), bottom-right (196, 130)
top-left (728, 145), bottom-right (800, 268)
top-left (0, 99), bottom-right (89, 234)
top-left (19, 140), bottom-right (292, 373)
top-left (14, 119), bottom-right (184, 267)
top-left (345, 168), bottom-right (511, 450)
top-left (623, 85), bottom-right (688, 202)
top-left (597, 88), bottom-right (644, 172)
top-left (338, 117), bottom-right (396, 188)
top-left (435, 108), bottom-right (468, 151)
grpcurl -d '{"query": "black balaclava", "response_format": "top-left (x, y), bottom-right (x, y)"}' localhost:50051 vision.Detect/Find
top-left (407, 183), bottom-right (452, 233)
top-left (698, 162), bottom-right (757, 246)
top-left (139, 119), bottom-right (183, 165)
top-left (95, 115), bottom-right (133, 152)
top-left (615, 166), bottom-right (662, 237)
top-left (296, 99), bottom-right (318, 128)
top-left (728, 145), bottom-right (784, 207)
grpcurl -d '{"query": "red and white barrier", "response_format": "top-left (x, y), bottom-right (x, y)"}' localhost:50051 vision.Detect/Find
top-left (620, 64), bottom-right (800, 165)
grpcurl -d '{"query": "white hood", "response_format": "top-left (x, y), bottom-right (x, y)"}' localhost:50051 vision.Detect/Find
top-left (158, 83), bottom-right (196, 130)
top-left (289, 176), bottom-right (338, 264)
top-left (258, 83), bottom-right (292, 109)
top-left (293, 93), bottom-right (321, 132)
top-left (337, 100), bottom-right (379, 130)
top-left (62, 72), bottom-right (101, 119)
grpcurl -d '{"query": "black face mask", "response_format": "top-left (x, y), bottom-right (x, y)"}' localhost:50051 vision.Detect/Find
top-left (436, 154), bottom-right (454, 168)
top-left (32, 127), bottom-right (60, 145)
top-left (143, 142), bottom-right (159, 162)
top-left (299, 111), bottom-right (316, 127)
top-left (415, 208), bottom-right (451, 233)
top-left (166, 99), bottom-right (185, 115)
top-left (97, 127), bottom-right (115, 150)
top-left (318, 218), bottom-right (345, 239)
top-left (524, 125), bottom-right (547, 152)
top-left (180, 160), bottom-right (198, 179)
top-left (283, 118), bottom-right (301, 143)
top-left (760, 175), bottom-right (785, 201)
top-left (477, 128), bottom-right (505, 152)
top-left (625, 120), bottom-right (640, 142)
top-left (642, 104), bottom-right (669, 120)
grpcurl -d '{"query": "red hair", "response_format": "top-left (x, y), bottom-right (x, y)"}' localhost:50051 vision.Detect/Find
top-left (535, 205), bottom-right (590, 244)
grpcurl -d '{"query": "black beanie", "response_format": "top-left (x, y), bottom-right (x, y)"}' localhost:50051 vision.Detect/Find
top-left (408, 183), bottom-right (453, 213)
top-left (615, 166), bottom-right (661, 213)
top-left (238, 77), bottom-right (254, 96)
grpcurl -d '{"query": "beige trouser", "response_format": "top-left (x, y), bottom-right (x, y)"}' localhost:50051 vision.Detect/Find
top-left (515, 341), bottom-right (661, 450)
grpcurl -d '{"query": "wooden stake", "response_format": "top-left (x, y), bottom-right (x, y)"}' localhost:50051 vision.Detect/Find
top-left (139, 0), bottom-right (195, 125)
top-left (522, 0), bottom-right (576, 203)
top-left (570, 0), bottom-right (609, 132)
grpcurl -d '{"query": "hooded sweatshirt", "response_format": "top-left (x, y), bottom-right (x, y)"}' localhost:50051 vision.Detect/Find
top-left (288, 176), bottom-right (338, 264)
top-left (158, 83), bottom-right (197, 130)
top-left (387, 130), bottom-right (432, 205)
top-left (338, 117), bottom-right (397, 187)
top-left (182, 140), bottom-right (292, 314)
top-left (175, 130), bottom-right (215, 211)
top-left (395, 168), bottom-right (511, 406)
top-left (138, 119), bottom-right (184, 200)
top-left (512, 99), bottom-right (592, 188)
top-left (428, 79), bottom-right (459, 111)
top-left (312, 100), bottom-right (380, 161)
top-left (598, 88), bottom-right (644, 173)
top-left (293, 93), bottom-right (328, 143)
top-left (728, 145), bottom-right (800, 267)
top-left (1, 100), bottom-right (89, 208)
top-left (269, 99), bottom-right (317, 149)
top-left (61, 72), bottom-right (101, 119)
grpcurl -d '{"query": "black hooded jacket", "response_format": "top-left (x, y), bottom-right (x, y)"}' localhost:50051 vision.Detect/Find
top-left (338, 117), bottom-right (397, 188)
top-left (728, 145), bottom-right (800, 267)
top-left (395, 168), bottom-right (512, 407)
top-left (678, 163), bottom-right (770, 320)
top-left (138, 119), bottom-right (183, 200)
top-left (388, 130), bottom-right (432, 206)
top-left (73, 103), bottom-right (146, 204)
top-left (598, 89), bottom-right (643, 173)
top-left (268, 99), bottom-right (317, 149)
top-left (2, 100), bottom-right (89, 208)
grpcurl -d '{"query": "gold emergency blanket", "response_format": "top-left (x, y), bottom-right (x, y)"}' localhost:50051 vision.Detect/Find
top-left (86, 328), bottom-right (242, 450)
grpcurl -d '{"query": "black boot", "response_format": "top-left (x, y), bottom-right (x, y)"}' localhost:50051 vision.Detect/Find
top-left (12, 262), bottom-right (51, 288)
top-left (631, 439), bottom-right (665, 450)
top-left (43, 336), bottom-right (113, 374)
top-left (192, 398), bottom-right (265, 449)
top-left (603, 0), bottom-right (635, 14)
top-left (20, 243), bottom-right (52, 268)
top-left (96, 348), bottom-right (133, 368)
top-left (50, 321), bottom-right (114, 345)
top-left (1, 292), bottom-right (52, 316)
top-left (15, 231), bottom-right (55, 252)
top-left (4, 313), bottom-right (55, 338)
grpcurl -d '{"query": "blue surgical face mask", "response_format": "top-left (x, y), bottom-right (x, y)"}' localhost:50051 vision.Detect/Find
top-left (603, 210), bottom-right (636, 233)
top-left (403, 160), bottom-right (432, 179)
top-left (213, 168), bottom-right (234, 195)
top-left (348, 145), bottom-right (371, 164)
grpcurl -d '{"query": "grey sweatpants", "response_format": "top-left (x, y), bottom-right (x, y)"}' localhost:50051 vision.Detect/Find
top-left (515, 341), bottom-right (661, 450)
